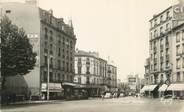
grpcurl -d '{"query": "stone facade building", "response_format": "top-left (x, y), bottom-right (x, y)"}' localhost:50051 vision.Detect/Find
top-left (1, 1), bottom-right (76, 99)
top-left (74, 50), bottom-right (117, 96)
top-left (143, 4), bottom-right (184, 98)
top-left (74, 50), bottom-right (107, 96)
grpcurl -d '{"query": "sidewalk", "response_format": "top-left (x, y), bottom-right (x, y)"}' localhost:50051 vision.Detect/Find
top-left (2, 97), bottom-right (99, 106)
top-left (1, 100), bottom-right (62, 107)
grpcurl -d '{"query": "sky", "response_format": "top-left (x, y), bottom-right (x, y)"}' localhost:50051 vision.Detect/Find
top-left (0, 0), bottom-right (180, 81)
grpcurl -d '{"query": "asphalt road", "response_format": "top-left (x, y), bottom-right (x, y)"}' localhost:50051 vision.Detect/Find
top-left (1, 97), bottom-right (184, 112)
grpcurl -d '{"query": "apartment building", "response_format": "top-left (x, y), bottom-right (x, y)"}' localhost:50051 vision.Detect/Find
top-left (1, 1), bottom-right (76, 99)
top-left (74, 50), bottom-right (107, 97)
top-left (143, 4), bottom-right (184, 98)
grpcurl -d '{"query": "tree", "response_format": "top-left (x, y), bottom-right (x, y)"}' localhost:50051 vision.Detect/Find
top-left (1, 16), bottom-right (36, 89)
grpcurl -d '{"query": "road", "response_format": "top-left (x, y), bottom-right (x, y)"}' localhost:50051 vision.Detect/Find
top-left (1, 97), bottom-right (184, 112)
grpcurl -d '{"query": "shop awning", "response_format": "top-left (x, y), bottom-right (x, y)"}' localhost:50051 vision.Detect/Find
top-left (167, 83), bottom-right (184, 91)
top-left (3, 75), bottom-right (29, 95)
top-left (74, 84), bottom-right (87, 88)
top-left (41, 83), bottom-right (64, 92)
top-left (158, 84), bottom-right (168, 91)
top-left (62, 82), bottom-right (77, 87)
top-left (140, 85), bottom-right (149, 93)
top-left (148, 85), bottom-right (157, 91)
top-left (140, 85), bottom-right (158, 93)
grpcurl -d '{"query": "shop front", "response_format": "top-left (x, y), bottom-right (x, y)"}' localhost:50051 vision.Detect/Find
top-left (167, 83), bottom-right (184, 99)
top-left (62, 82), bottom-right (76, 100)
top-left (140, 85), bottom-right (158, 98)
top-left (158, 84), bottom-right (169, 97)
top-left (41, 83), bottom-right (64, 100)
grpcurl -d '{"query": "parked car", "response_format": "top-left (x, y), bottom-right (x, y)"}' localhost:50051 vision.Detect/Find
top-left (120, 93), bottom-right (125, 97)
top-left (104, 92), bottom-right (112, 99)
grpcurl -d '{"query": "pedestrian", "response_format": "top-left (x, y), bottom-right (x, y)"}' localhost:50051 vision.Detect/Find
top-left (101, 91), bottom-right (106, 100)
top-left (117, 92), bottom-right (120, 98)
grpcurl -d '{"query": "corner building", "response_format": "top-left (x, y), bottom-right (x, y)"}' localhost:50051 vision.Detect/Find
top-left (1, 2), bottom-right (76, 99)
top-left (74, 50), bottom-right (107, 97)
top-left (143, 4), bottom-right (184, 98)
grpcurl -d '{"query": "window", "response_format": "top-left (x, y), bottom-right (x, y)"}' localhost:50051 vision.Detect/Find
top-left (78, 58), bottom-right (82, 65)
top-left (44, 48), bottom-right (48, 54)
top-left (70, 76), bottom-right (73, 82)
top-left (78, 66), bottom-right (81, 74)
top-left (160, 62), bottom-right (164, 71)
top-left (43, 71), bottom-right (47, 82)
top-left (50, 58), bottom-right (53, 67)
top-left (44, 28), bottom-right (48, 39)
top-left (78, 77), bottom-right (81, 84)
top-left (150, 21), bottom-right (153, 28)
top-left (50, 31), bottom-right (53, 41)
top-left (150, 43), bottom-right (152, 50)
top-left (182, 31), bottom-right (184, 40)
top-left (86, 58), bottom-right (90, 65)
top-left (182, 58), bottom-right (184, 68)
top-left (166, 61), bottom-right (169, 68)
top-left (86, 77), bottom-right (90, 84)
top-left (160, 74), bottom-right (164, 81)
top-left (154, 30), bottom-right (157, 37)
top-left (50, 44), bottom-right (53, 55)
top-left (176, 45), bottom-right (180, 55)
top-left (5, 10), bottom-right (11, 13)
top-left (166, 23), bottom-right (170, 31)
top-left (44, 56), bottom-right (47, 65)
top-left (86, 67), bottom-right (90, 74)
top-left (49, 72), bottom-right (53, 82)
top-left (160, 38), bottom-right (163, 46)
top-left (58, 48), bottom-right (61, 56)
top-left (166, 11), bottom-right (170, 19)
top-left (66, 62), bottom-right (69, 72)
top-left (44, 41), bottom-right (48, 47)
top-left (154, 19), bottom-right (157, 26)
top-left (160, 26), bottom-right (163, 35)
top-left (58, 60), bottom-right (61, 69)
top-left (160, 15), bottom-right (163, 23)
top-left (176, 32), bottom-right (180, 43)
top-left (177, 72), bottom-right (181, 82)
top-left (150, 32), bottom-right (153, 40)
top-left (176, 59), bottom-right (181, 69)
top-left (62, 61), bottom-right (65, 70)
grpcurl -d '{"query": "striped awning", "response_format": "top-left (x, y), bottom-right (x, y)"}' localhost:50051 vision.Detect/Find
top-left (140, 85), bottom-right (158, 93)
top-left (158, 84), bottom-right (168, 91)
top-left (167, 83), bottom-right (184, 91)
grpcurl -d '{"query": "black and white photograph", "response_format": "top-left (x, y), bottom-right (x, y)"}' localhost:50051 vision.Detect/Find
top-left (0, 0), bottom-right (184, 112)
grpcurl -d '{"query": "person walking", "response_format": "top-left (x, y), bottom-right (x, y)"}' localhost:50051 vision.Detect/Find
top-left (101, 91), bottom-right (106, 100)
